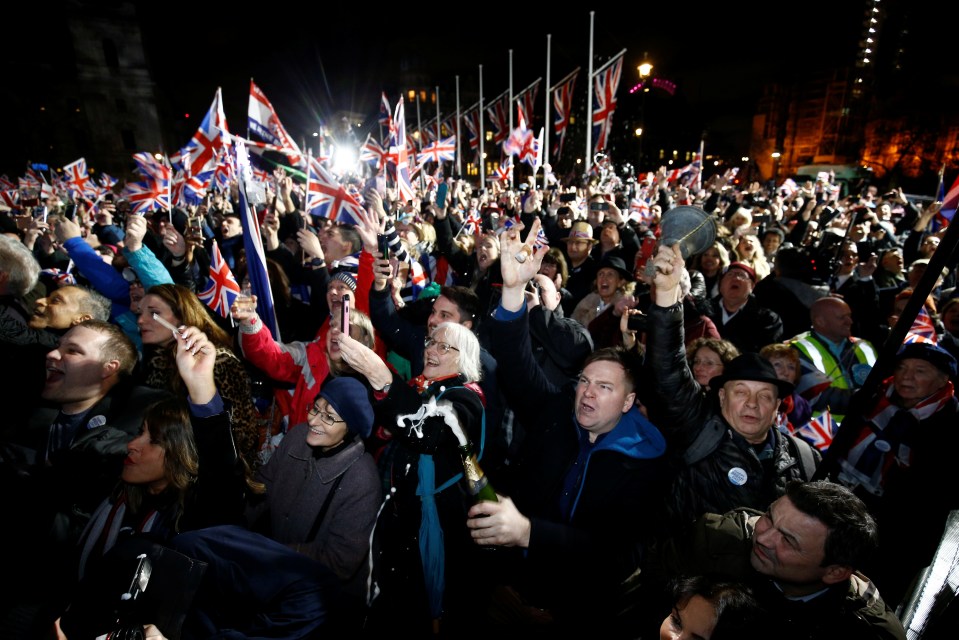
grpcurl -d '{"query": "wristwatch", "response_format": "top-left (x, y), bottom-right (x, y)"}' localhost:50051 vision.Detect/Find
top-left (378, 383), bottom-right (392, 394)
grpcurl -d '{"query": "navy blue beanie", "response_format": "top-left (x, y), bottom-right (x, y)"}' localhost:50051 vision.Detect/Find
top-left (319, 377), bottom-right (374, 439)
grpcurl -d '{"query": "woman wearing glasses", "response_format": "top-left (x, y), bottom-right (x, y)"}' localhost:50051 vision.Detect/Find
top-left (246, 376), bottom-right (381, 629)
top-left (334, 320), bottom-right (487, 637)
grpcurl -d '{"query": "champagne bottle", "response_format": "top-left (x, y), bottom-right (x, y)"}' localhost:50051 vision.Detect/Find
top-left (458, 444), bottom-right (498, 503)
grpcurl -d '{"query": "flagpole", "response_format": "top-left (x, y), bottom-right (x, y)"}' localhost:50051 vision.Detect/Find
top-left (247, 77), bottom-right (252, 141)
top-left (306, 149), bottom-right (312, 214)
top-left (416, 92), bottom-right (422, 152)
top-left (544, 34), bottom-right (551, 171)
top-left (509, 49), bottom-right (514, 190)
top-left (455, 76), bottom-right (462, 179)
top-left (435, 85), bottom-right (442, 175)
top-left (585, 11), bottom-right (595, 170)
top-left (479, 65), bottom-right (486, 190)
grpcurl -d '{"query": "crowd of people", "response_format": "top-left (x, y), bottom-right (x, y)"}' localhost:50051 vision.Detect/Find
top-left (1, 161), bottom-right (957, 639)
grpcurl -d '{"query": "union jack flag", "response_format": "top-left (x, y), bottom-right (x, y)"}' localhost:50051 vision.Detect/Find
top-left (213, 148), bottom-right (235, 192)
top-left (99, 173), bottom-right (118, 190)
top-left (504, 107), bottom-right (533, 159)
top-left (486, 92), bottom-right (510, 146)
top-left (173, 169), bottom-right (213, 207)
top-left (421, 117), bottom-right (440, 145)
top-left (0, 175), bottom-right (14, 191)
top-left (937, 170), bottom-right (959, 228)
top-left (417, 136), bottom-right (456, 166)
top-left (629, 197), bottom-right (654, 224)
top-left (40, 267), bottom-right (76, 286)
top-left (552, 68), bottom-right (578, 161)
top-left (379, 91), bottom-right (393, 127)
top-left (177, 88), bottom-right (229, 177)
top-left (462, 210), bottom-right (482, 235)
top-left (389, 98), bottom-right (415, 204)
top-left (689, 140), bottom-right (705, 192)
top-left (62, 158), bottom-right (96, 199)
top-left (198, 240), bottom-right (242, 319)
top-left (795, 408), bottom-right (836, 452)
top-left (462, 107), bottom-right (481, 162)
top-left (248, 80), bottom-right (305, 169)
top-left (123, 178), bottom-right (170, 214)
top-left (0, 190), bottom-right (18, 208)
top-left (515, 78), bottom-right (540, 127)
top-left (131, 152), bottom-right (172, 184)
top-left (492, 157), bottom-right (513, 183)
top-left (904, 306), bottom-right (939, 344)
top-left (305, 157), bottom-right (364, 225)
top-left (591, 53), bottom-right (624, 153)
top-left (360, 134), bottom-right (388, 171)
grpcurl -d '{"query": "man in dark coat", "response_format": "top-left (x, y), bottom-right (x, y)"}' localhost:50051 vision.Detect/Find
top-left (645, 245), bottom-right (818, 533)
top-left (816, 342), bottom-right (959, 608)
top-left (707, 261), bottom-right (784, 353)
top-left (649, 480), bottom-right (905, 640)
top-left (469, 220), bottom-right (668, 635)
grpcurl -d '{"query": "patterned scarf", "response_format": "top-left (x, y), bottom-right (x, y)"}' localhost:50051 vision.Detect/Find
top-left (838, 376), bottom-right (954, 496)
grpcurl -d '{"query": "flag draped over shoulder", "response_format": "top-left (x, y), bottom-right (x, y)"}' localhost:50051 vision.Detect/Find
top-left (235, 139), bottom-right (279, 340)
top-left (552, 68), bottom-right (578, 161)
top-left (198, 240), bottom-right (241, 318)
top-left (248, 80), bottom-right (305, 168)
top-left (591, 54), bottom-right (624, 153)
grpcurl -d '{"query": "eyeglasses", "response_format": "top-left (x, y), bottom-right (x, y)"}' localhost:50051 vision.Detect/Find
top-left (307, 405), bottom-right (344, 426)
top-left (724, 270), bottom-right (753, 281)
top-left (424, 337), bottom-right (459, 354)
top-left (691, 358), bottom-right (723, 368)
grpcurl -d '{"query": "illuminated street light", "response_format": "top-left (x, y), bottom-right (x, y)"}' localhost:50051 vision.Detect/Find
top-left (637, 53), bottom-right (653, 168)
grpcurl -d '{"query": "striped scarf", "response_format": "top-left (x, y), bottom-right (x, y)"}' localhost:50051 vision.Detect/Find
top-left (77, 494), bottom-right (161, 580)
top-left (837, 376), bottom-right (954, 496)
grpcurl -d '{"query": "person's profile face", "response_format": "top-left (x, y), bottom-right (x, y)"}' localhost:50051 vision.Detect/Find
top-left (659, 594), bottom-right (718, 640)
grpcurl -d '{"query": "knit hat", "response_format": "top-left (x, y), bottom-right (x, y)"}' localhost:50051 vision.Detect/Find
top-left (319, 377), bottom-right (374, 438)
top-left (896, 342), bottom-right (957, 378)
top-left (330, 270), bottom-right (357, 292)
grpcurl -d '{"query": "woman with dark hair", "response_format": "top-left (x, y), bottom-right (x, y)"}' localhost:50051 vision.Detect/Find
top-left (660, 575), bottom-right (765, 640)
top-left (74, 326), bottom-right (249, 581)
top-left (136, 283), bottom-right (261, 475)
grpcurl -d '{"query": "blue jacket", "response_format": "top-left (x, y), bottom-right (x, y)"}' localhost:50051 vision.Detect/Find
top-left (488, 304), bottom-right (669, 625)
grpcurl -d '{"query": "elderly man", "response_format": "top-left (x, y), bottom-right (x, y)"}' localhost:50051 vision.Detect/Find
top-left (655, 481), bottom-right (905, 640)
top-left (645, 244), bottom-right (818, 530)
top-left (706, 261), bottom-right (784, 353)
top-left (790, 296), bottom-right (878, 427)
top-left (27, 284), bottom-right (112, 333)
top-left (818, 342), bottom-right (959, 607)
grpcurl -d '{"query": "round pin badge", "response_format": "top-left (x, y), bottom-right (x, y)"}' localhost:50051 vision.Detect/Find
top-left (727, 467), bottom-right (748, 486)
top-left (873, 439), bottom-right (892, 453)
top-left (86, 415), bottom-right (107, 430)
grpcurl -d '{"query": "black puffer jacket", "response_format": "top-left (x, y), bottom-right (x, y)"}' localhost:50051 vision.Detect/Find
top-left (645, 302), bottom-right (819, 532)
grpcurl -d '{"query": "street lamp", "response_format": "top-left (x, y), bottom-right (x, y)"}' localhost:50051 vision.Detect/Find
top-left (771, 152), bottom-right (782, 184)
top-left (636, 53), bottom-right (653, 169)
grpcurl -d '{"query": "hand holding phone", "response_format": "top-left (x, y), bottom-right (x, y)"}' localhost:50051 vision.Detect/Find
top-left (341, 297), bottom-right (351, 334)
top-left (377, 234), bottom-right (390, 258)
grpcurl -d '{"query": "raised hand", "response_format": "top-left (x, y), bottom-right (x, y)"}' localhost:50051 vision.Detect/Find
top-left (498, 217), bottom-right (549, 312)
top-left (173, 325), bottom-right (216, 404)
top-left (125, 214), bottom-right (148, 252)
top-left (650, 243), bottom-right (686, 307)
